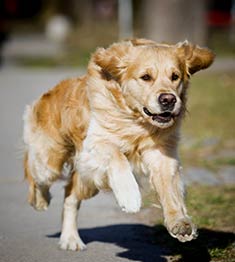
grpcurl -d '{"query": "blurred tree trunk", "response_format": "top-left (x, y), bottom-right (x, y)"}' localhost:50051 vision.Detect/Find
top-left (141, 0), bottom-right (208, 45)
top-left (67, 0), bottom-right (93, 26)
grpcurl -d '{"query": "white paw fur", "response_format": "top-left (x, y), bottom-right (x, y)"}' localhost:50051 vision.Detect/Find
top-left (109, 170), bottom-right (142, 213)
top-left (59, 234), bottom-right (87, 251)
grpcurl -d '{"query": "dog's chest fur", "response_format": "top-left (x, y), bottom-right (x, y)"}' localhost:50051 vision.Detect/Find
top-left (77, 109), bottom-right (165, 180)
top-left (72, 74), bottom-right (178, 181)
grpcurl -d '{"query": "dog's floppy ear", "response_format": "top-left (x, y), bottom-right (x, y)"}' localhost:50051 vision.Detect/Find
top-left (91, 42), bottom-right (132, 81)
top-left (177, 41), bottom-right (215, 75)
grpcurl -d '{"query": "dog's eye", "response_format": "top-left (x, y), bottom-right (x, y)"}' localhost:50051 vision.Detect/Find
top-left (140, 74), bottom-right (152, 81)
top-left (171, 73), bottom-right (179, 81)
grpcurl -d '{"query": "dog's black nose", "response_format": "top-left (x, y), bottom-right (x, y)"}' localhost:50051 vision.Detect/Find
top-left (158, 93), bottom-right (177, 110)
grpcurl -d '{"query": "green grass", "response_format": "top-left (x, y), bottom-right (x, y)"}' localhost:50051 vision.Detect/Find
top-left (150, 186), bottom-right (235, 262)
top-left (180, 72), bottom-right (235, 169)
top-left (187, 186), bottom-right (235, 230)
top-left (183, 73), bottom-right (235, 141)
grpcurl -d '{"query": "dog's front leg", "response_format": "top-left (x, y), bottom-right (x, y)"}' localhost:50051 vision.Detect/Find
top-left (59, 177), bottom-right (87, 252)
top-left (143, 149), bottom-right (197, 242)
top-left (77, 143), bottom-right (141, 213)
top-left (59, 191), bottom-right (86, 251)
top-left (107, 150), bottom-right (142, 213)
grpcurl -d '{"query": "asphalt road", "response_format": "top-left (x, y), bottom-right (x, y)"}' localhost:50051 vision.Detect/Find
top-left (0, 67), bottom-right (168, 262)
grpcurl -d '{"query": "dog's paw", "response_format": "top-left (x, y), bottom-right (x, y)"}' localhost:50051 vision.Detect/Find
top-left (59, 234), bottom-right (87, 251)
top-left (169, 218), bottom-right (198, 242)
top-left (118, 190), bottom-right (142, 213)
top-left (33, 198), bottom-right (49, 211)
top-left (29, 186), bottom-right (51, 211)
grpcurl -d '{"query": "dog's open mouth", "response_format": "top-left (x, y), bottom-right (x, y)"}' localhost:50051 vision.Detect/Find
top-left (143, 107), bottom-right (174, 123)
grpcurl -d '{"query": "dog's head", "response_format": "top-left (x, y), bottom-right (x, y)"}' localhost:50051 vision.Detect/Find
top-left (90, 39), bottom-right (214, 129)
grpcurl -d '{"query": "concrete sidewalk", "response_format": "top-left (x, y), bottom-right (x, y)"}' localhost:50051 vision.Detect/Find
top-left (0, 181), bottom-right (166, 262)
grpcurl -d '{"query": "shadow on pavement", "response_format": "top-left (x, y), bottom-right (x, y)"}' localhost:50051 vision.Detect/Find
top-left (48, 224), bottom-right (235, 262)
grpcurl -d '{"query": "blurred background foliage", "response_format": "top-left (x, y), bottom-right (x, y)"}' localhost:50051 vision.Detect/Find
top-left (0, 0), bottom-right (235, 66)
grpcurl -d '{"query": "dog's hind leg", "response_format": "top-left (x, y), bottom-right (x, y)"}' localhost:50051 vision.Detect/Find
top-left (24, 144), bottom-right (66, 211)
top-left (59, 171), bottom-right (98, 251)
top-left (24, 151), bottom-right (51, 211)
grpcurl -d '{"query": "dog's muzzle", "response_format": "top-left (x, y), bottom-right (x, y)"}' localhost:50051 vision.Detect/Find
top-left (143, 93), bottom-right (181, 124)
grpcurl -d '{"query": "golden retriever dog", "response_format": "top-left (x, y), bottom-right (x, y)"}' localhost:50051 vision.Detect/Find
top-left (23, 38), bottom-right (214, 251)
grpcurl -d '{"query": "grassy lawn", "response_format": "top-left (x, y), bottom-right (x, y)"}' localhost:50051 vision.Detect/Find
top-left (180, 72), bottom-right (235, 170)
top-left (183, 73), bottom-right (235, 140)
top-left (144, 186), bottom-right (235, 262)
